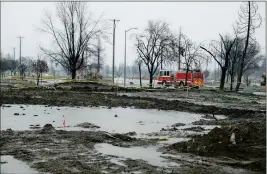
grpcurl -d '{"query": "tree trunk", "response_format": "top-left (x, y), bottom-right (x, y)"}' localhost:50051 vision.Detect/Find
top-left (71, 70), bottom-right (76, 80)
top-left (139, 64), bottom-right (142, 87)
top-left (37, 74), bottom-right (40, 86)
top-left (230, 73), bottom-right (235, 91)
top-left (185, 68), bottom-right (189, 86)
top-left (219, 67), bottom-right (227, 90)
top-left (97, 49), bottom-right (100, 73)
top-left (226, 72), bottom-right (229, 83)
top-left (41, 73), bottom-right (43, 84)
top-left (149, 72), bottom-right (153, 88)
top-left (235, 2), bottom-right (251, 92)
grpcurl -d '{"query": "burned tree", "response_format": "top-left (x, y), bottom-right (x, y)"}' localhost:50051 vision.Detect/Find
top-left (135, 20), bottom-right (173, 87)
top-left (235, 1), bottom-right (262, 92)
top-left (40, 2), bottom-right (108, 80)
top-left (201, 34), bottom-right (236, 90)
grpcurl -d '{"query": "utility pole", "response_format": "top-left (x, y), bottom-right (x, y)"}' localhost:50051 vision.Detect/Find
top-left (178, 28), bottom-right (182, 70)
top-left (12, 47), bottom-right (16, 60)
top-left (110, 19), bottom-right (120, 84)
top-left (17, 36), bottom-right (24, 78)
top-left (160, 49), bottom-right (163, 70)
top-left (124, 27), bottom-right (137, 87)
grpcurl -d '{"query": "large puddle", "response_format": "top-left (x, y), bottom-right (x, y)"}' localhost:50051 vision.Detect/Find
top-left (2, 105), bottom-right (261, 173)
top-left (0, 155), bottom-right (49, 174)
top-left (1, 104), bottom-right (217, 135)
top-left (95, 143), bottom-right (178, 168)
top-left (95, 143), bottom-right (262, 174)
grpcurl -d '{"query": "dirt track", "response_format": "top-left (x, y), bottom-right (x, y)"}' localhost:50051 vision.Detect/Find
top-left (0, 83), bottom-right (266, 173)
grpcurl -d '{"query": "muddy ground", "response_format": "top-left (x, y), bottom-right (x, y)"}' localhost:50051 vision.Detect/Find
top-left (0, 82), bottom-right (266, 173)
top-left (162, 120), bottom-right (266, 172)
top-left (1, 85), bottom-right (265, 116)
top-left (1, 126), bottom-right (168, 174)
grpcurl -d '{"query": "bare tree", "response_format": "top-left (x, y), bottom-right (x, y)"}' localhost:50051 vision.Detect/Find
top-left (0, 58), bottom-right (9, 77)
top-left (169, 30), bottom-right (185, 70)
top-left (32, 56), bottom-right (49, 86)
top-left (86, 37), bottom-right (105, 74)
top-left (95, 37), bottom-right (105, 73)
top-left (8, 59), bottom-right (19, 76)
top-left (17, 57), bottom-right (34, 80)
top-left (2, 54), bottom-right (19, 76)
top-left (104, 64), bottom-right (110, 77)
top-left (116, 64), bottom-right (124, 78)
top-left (135, 58), bottom-right (143, 87)
top-left (135, 20), bottom-right (173, 87)
top-left (203, 70), bottom-right (210, 79)
top-left (200, 34), bottom-right (236, 90)
top-left (182, 35), bottom-right (203, 86)
top-left (40, 2), bottom-right (109, 80)
top-left (235, 1), bottom-right (262, 92)
top-left (242, 42), bottom-right (262, 86)
top-left (228, 36), bottom-right (243, 90)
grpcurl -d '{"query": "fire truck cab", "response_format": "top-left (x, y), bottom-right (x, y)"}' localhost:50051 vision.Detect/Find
top-left (157, 69), bottom-right (204, 87)
top-left (157, 70), bottom-right (173, 86)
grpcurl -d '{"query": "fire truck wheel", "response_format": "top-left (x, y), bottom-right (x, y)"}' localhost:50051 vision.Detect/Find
top-left (162, 81), bottom-right (166, 86)
top-left (179, 82), bottom-right (184, 87)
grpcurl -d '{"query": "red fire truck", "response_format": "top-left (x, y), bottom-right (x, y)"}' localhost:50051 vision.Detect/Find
top-left (157, 69), bottom-right (205, 87)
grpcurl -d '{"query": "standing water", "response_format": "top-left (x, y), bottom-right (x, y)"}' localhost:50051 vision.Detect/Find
top-left (1, 105), bottom-right (205, 134)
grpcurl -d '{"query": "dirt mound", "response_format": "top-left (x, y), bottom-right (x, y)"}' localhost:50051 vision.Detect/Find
top-left (167, 121), bottom-right (266, 172)
top-left (182, 126), bottom-right (205, 132)
top-left (39, 124), bottom-right (55, 134)
top-left (75, 122), bottom-right (100, 129)
top-left (124, 131), bottom-right (137, 136)
top-left (192, 119), bottom-right (220, 125)
top-left (112, 133), bottom-right (136, 141)
top-left (171, 123), bottom-right (186, 127)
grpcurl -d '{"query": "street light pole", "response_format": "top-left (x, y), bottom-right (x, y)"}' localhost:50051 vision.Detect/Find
top-left (124, 28), bottom-right (137, 87)
top-left (12, 47), bottom-right (16, 60)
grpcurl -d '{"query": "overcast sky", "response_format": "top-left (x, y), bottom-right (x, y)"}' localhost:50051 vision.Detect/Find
top-left (1, 2), bottom-right (266, 71)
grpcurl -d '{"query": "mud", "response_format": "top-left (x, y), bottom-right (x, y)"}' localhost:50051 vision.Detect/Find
top-left (1, 87), bottom-right (265, 119)
top-left (1, 82), bottom-right (266, 173)
top-left (75, 122), bottom-right (101, 129)
top-left (164, 121), bottom-right (266, 172)
top-left (0, 125), bottom-right (166, 174)
top-left (182, 126), bottom-right (205, 132)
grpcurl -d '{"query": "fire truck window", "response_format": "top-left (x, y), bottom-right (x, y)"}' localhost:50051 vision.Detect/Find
top-left (166, 71), bottom-right (169, 76)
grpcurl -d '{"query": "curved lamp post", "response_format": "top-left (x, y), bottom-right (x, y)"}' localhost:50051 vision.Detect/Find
top-left (124, 27), bottom-right (138, 87)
